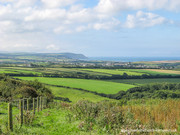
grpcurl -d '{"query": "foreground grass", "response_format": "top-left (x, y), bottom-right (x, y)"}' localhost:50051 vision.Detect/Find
top-left (16, 77), bottom-right (135, 94)
top-left (1, 99), bottom-right (180, 134)
top-left (18, 109), bottom-right (82, 135)
top-left (0, 103), bottom-right (84, 135)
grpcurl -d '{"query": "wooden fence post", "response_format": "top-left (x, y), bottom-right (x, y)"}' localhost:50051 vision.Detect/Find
top-left (19, 99), bottom-right (23, 126)
top-left (33, 98), bottom-right (35, 115)
top-left (8, 103), bottom-right (13, 131)
top-left (37, 97), bottom-right (39, 112)
top-left (27, 98), bottom-right (29, 111)
top-left (40, 96), bottom-right (42, 111)
top-left (45, 97), bottom-right (47, 108)
top-left (23, 99), bottom-right (25, 111)
top-left (42, 97), bottom-right (44, 109)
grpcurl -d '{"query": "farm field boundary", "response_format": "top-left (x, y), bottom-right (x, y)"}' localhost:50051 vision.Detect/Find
top-left (0, 97), bottom-right (51, 132)
top-left (15, 77), bottom-right (135, 94)
top-left (46, 84), bottom-right (117, 100)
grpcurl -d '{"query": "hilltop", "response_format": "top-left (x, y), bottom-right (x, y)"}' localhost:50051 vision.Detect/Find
top-left (0, 52), bottom-right (87, 63)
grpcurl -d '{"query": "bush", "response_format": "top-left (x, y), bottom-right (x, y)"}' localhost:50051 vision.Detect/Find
top-left (0, 75), bottom-right (53, 101)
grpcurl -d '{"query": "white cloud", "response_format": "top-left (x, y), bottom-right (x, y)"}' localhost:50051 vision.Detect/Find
top-left (67, 8), bottom-right (95, 23)
top-left (95, 0), bottom-right (180, 15)
top-left (41, 0), bottom-right (78, 8)
top-left (0, 43), bottom-right (34, 52)
top-left (0, 0), bottom-right (178, 53)
top-left (124, 11), bottom-right (169, 28)
top-left (14, 0), bottom-right (37, 8)
top-left (75, 26), bottom-right (87, 32)
top-left (0, 0), bottom-right (176, 35)
top-left (25, 9), bottom-right (66, 21)
top-left (0, 20), bottom-right (15, 33)
top-left (46, 44), bottom-right (60, 50)
top-left (13, 44), bottom-right (32, 48)
top-left (93, 18), bottom-right (120, 30)
top-left (0, 5), bottom-right (13, 18)
top-left (54, 26), bottom-right (74, 34)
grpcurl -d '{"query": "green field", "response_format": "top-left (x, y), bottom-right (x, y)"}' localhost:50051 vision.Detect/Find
top-left (108, 78), bottom-right (180, 85)
top-left (81, 68), bottom-right (180, 76)
top-left (43, 68), bottom-right (111, 76)
top-left (0, 69), bottom-right (18, 74)
top-left (16, 77), bottom-right (135, 94)
top-left (50, 86), bottom-right (114, 103)
top-left (0, 67), bottom-right (42, 75)
top-left (120, 69), bottom-right (179, 75)
top-left (1, 67), bottom-right (180, 78)
top-left (81, 68), bottom-right (144, 76)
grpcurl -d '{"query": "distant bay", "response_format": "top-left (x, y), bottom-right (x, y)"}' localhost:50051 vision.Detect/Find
top-left (88, 57), bottom-right (180, 62)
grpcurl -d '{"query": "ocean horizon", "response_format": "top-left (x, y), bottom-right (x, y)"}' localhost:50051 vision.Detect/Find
top-left (88, 57), bottom-right (180, 62)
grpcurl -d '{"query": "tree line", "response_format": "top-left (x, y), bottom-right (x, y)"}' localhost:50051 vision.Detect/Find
top-left (3, 72), bottom-right (180, 80)
top-left (110, 83), bottom-right (180, 100)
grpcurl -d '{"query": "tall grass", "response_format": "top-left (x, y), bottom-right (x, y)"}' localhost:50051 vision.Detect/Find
top-left (129, 99), bottom-right (180, 129)
top-left (69, 99), bottom-right (180, 134)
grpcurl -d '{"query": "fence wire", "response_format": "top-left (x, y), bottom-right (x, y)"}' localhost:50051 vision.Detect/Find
top-left (0, 97), bottom-right (49, 131)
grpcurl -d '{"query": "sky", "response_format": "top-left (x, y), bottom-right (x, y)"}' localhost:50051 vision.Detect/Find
top-left (0, 0), bottom-right (180, 57)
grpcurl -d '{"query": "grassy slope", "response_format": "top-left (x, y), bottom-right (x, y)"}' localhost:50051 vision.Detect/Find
top-left (50, 86), bottom-right (114, 103)
top-left (108, 78), bottom-right (180, 85)
top-left (144, 69), bottom-right (180, 75)
top-left (46, 68), bottom-right (111, 76)
top-left (0, 69), bottom-right (18, 74)
top-left (0, 67), bottom-right (42, 75)
top-left (16, 77), bottom-right (135, 94)
top-left (121, 69), bottom-right (179, 75)
top-left (81, 69), bottom-right (144, 75)
top-left (1, 99), bottom-right (180, 135)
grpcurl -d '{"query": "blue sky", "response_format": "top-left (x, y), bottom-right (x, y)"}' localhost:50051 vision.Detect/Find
top-left (0, 0), bottom-right (180, 57)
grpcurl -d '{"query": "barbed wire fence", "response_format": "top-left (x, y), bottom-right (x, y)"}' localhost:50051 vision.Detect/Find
top-left (0, 96), bottom-right (51, 132)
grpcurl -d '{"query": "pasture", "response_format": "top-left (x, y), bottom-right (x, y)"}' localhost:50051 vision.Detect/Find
top-left (1, 67), bottom-right (180, 79)
top-left (144, 69), bottom-right (180, 75)
top-left (16, 77), bottom-right (135, 94)
top-left (108, 78), bottom-right (180, 85)
top-left (81, 68), bottom-right (144, 76)
top-left (50, 86), bottom-right (114, 103)
top-left (43, 68), bottom-right (111, 76)
top-left (121, 69), bottom-right (180, 75)
top-left (0, 67), bottom-right (42, 75)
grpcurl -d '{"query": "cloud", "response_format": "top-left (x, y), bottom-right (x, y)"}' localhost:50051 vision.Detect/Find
top-left (13, 44), bottom-right (32, 48)
top-left (95, 0), bottom-right (180, 15)
top-left (0, 0), bottom-right (176, 35)
top-left (41, 0), bottom-right (78, 8)
top-left (46, 44), bottom-right (60, 51)
top-left (124, 11), bottom-right (170, 28)
top-left (0, 0), bottom-right (178, 53)
top-left (25, 8), bottom-right (66, 21)
top-left (93, 18), bottom-right (120, 30)
top-left (0, 43), bottom-right (34, 52)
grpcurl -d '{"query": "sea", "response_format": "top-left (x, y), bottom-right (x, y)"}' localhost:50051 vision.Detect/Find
top-left (88, 57), bottom-right (180, 62)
